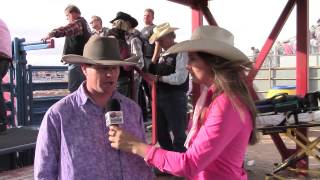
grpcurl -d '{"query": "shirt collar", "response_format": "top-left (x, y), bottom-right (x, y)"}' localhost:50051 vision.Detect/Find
top-left (77, 82), bottom-right (90, 106)
top-left (77, 82), bottom-right (122, 107)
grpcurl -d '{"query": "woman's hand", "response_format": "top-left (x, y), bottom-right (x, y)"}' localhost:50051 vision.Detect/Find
top-left (108, 126), bottom-right (148, 157)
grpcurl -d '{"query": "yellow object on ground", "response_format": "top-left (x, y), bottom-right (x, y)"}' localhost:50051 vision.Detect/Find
top-left (266, 86), bottom-right (296, 98)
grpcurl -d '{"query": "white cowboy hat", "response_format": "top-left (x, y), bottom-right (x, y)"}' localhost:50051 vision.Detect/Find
top-left (149, 22), bottom-right (178, 44)
top-left (62, 36), bottom-right (139, 66)
top-left (164, 25), bottom-right (249, 62)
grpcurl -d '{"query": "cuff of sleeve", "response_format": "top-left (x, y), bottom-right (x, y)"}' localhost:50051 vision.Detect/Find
top-left (144, 145), bottom-right (157, 165)
top-left (48, 31), bottom-right (55, 38)
top-left (160, 76), bottom-right (168, 83)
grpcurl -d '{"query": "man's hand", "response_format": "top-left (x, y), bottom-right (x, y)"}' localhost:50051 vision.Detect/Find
top-left (141, 72), bottom-right (158, 84)
top-left (41, 34), bottom-right (52, 42)
top-left (151, 41), bottom-right (161, 64)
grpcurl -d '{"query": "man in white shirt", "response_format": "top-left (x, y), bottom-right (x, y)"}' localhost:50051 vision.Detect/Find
top-left (144, 22), bottom-right (189, 153)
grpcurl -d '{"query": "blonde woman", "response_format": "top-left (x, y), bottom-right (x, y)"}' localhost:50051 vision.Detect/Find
top-left (109, 26), bottom-right (257, 180)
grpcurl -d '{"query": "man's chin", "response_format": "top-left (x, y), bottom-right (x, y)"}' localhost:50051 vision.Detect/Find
top-left (99, 85), bottom-right (115, 93)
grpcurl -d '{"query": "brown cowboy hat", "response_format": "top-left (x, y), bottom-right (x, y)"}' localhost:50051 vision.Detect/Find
top-left (164, 25), bottom-right (249, 62)
top-left (61, 36), bottom-right (139, 66)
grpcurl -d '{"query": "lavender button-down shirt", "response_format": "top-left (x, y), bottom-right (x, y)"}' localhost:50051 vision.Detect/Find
top-left (34, 84), bottom-right (153, 180)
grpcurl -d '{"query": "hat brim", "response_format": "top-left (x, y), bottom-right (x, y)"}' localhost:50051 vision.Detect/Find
top-left (163, 39), bottom-right (249, 62)
top-left (149, 28), bottom-right (178, 44)
top-left (61, 54), bottom-right (139, 66)
top-left (110, 17), bottom-right (138, 28)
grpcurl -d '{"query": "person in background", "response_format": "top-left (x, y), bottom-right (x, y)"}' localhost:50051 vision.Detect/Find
top-left (90, 15), bottom-right (109, 37)
top-left (139, 8), bottom-right (156, 121)
top-left (42, 4), bottom-right (91, 93)
top-left (310, 19), bottom-right (320, 54)
top-left (250, 46), bottom-right (259, 62)
top-left (145, 22), bottom-right (189, 153)
top-left (127, 28), bottom-right (143, 70)
top-left (141, 8), bottom-right (156, 70)
top-left (127, 27), bottom-right (144, 103)
top-left (34, 36), bottom-right (153, 180)
top-left (108, 26), bottom-right (258, 180)
top-left (0, 18), bottom-right (12, 133)
top-left (107, 11), bottom-right (138, 98)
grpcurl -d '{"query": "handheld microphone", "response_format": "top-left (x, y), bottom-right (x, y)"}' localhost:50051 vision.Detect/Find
top-left (105, 99), bottom-right (124, 180)
top-left (105, 99), bottom-right (124, 127)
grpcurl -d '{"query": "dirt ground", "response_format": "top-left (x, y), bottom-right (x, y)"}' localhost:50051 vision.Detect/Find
top-left (1, 129), bottom-right (320, 180)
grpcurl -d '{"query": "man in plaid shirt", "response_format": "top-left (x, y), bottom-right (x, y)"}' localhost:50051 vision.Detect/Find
top-left (42, 5), bottom-right (91, 92)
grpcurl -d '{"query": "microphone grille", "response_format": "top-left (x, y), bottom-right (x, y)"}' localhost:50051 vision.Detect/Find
top-left (106, 99), bottom-right (121, 111)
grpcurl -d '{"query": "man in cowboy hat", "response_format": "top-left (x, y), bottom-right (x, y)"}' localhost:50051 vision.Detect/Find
top-left (34, 36), bottom-right (153, 180)
top-left (42, 5), bottom-right (91, 93)
top-left (145, 22), bottom-right (189, 153)
top-left (107, 11), bottom-right (139, 98)
top-left (110, 11), bottom-right (138, 32)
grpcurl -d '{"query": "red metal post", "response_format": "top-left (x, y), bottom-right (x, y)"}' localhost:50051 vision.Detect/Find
top-left (296, 0), bottom-right (309, 96)
top-left (192, 8), bottom-right (203, 31)
top-left (190, 9), bottom-right (203, 106)
top-left (168, 0), bottom-right (208, 8)
top-left (296, 0), bottom-right (309, 169)
top-left (247, 0), bottom-right (296, 84)
top-left (151, 81), bottom-right (157, 145)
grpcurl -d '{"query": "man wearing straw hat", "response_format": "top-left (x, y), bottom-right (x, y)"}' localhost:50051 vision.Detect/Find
top-left (34, 36), bottom-right (153, 180)
top-left (145, 22), bottom-right (189, 153)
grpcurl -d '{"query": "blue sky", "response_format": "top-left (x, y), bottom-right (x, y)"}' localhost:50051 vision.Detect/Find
top-left (0, 0), bottom-right (319, 66)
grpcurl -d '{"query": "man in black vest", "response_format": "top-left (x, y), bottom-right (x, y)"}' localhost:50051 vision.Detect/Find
top-left (144, 22), bottom-right (189, 153)
top-left (42, 5), bottom-right (91, 92)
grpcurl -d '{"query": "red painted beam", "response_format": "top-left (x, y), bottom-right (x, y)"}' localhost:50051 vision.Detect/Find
top-left (151, 81), bottom-right (157, 145)
top-left (192, 8), bottom-right (203, 30)
top-left (296, 0), bottom-right (309, 96)
top-left (190, 9), bottom-right (203, 106)
top-left (168, 0), bottom-right (208, 9)
top-left (247, 0), bottom-right (296, 84)
top-left (199, 5), bottom-right (217, 26)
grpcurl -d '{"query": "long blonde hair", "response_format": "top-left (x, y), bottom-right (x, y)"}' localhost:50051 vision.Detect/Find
top-left (197, 52), bottom-right (258, 145)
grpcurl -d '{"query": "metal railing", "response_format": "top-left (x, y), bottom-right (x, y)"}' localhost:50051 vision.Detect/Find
top-left (26, 65), bottom-right (68, 125)
top-left (4, 38), bottom-right (60, 127)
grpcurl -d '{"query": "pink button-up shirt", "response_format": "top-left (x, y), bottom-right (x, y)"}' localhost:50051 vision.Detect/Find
top-left (145, 93), bottom-right (253, 180)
